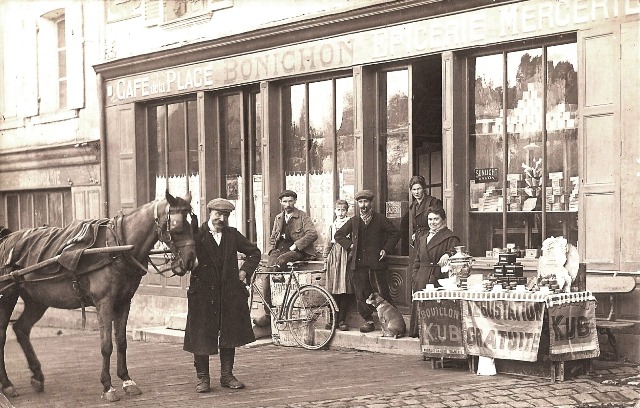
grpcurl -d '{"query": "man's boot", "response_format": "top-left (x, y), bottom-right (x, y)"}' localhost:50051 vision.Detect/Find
top-left (194, 354), bottom-right (211, 393)
top-left (219, 348), bottom-right (245, 389)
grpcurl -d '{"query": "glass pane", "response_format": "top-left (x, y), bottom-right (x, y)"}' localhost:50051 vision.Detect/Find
top-left (469, 54), bottom-right (504, 257)
top-left (220, 94), bottom-right (243, 231)
top-left (187, 100), bottom-right (200, 221)
top-left (58, 79), bottom-right (67, 109)
top-left (149, 106), bottom-right (166, 200)
top-left (381, 69), bottom-right (409, 255)
top-left (308, 80), bottom-right (333, 252)
top-left (57, 19), bottom-right (65, 47)
top-left (284, 84), bottom-right (308, 212)
top-left (58, 50), bottom-right (66, 78)
top-left (336, 76), bottom-right (355, 216)
top-left (546, 43), bottom-right (578, 246)
top-left (252, 92), bottom-right (264, 250)
top-left (505, 48), bottom-right (543, 251)
top-left (167, 102), bottom-right (189, 198)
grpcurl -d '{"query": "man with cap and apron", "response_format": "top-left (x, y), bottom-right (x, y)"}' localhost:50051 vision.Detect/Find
top-left (334, 190), bottom-right (400, 333)
top-left (253, 189), bottom-right (318, 327)
top-left (183, 198), bottom-right (261, 393)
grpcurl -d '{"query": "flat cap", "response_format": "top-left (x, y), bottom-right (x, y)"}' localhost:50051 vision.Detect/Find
top-left (355, 189), bottom-right (374, 200)
top-left (278, 190), bottom-right (297, 200)
top-left (207, 198), bottom-right (235, 213)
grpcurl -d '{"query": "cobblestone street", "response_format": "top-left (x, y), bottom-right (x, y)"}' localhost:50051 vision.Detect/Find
top-left (2, 329), bottom-right (639, 408)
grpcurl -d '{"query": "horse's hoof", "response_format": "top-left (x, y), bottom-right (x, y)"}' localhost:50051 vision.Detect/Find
top-left (122, 380), bottom-right (142, 396)
top-left (2, 385), bottom-right (18, 397)
top-left (30, 378), bottom-right (44, 393)
top-left (101, 387), bottom-right (120, 402)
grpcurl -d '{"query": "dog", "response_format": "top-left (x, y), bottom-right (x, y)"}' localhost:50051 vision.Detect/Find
top-left (365, 293), bottom-right (406, 338)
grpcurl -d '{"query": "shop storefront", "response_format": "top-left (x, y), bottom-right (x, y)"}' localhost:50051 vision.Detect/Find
top-left (94, 0), bottom-right (639, 339)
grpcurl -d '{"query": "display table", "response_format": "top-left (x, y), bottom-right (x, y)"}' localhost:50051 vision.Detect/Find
top-left (413, 289), bottom-right (600, 381)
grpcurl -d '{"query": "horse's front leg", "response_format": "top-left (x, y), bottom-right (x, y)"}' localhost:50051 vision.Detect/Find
top-left (96, 302), bottom-right (119, 402)
top-left (0, 292), bottom-right (19, 397)
top-left (114, 300), bottom-right (141, 396)
top-left (12, 300), bottom-right (47, 393)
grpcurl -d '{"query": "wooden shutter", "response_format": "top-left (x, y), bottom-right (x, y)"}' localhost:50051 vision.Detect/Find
top-left (66, 2), bottom-right (85, 110)
top-left (578, 25), bottom-right (621, 270)
top-left (106, 104), bottom-right (137, 217)
top-left (72, 186), bottom-right (101, 220)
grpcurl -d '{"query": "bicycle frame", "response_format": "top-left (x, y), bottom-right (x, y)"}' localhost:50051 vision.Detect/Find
top-left (249, 266), bottom-right (303, 326)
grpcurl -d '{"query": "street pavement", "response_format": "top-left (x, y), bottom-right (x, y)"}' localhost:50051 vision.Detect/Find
top-left (2, 329), bottom-right (639, 408)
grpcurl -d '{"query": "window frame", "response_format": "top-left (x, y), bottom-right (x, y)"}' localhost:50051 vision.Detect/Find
top-left (464, 34), bottom-right (579, 257)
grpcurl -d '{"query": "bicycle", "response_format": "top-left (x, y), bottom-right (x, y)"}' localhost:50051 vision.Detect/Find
top-left (249, 260), bottom-right (338, 350)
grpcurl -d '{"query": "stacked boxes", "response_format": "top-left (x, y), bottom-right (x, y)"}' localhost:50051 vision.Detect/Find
top-left (569, 176), bottom-right (579, 211)
top-left (491, 252), bottom-right (526, 289)
top-left (547, 172), bottom-right (565, 211)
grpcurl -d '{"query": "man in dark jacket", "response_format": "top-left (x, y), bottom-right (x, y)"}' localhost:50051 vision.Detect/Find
top-left (254, 189), bottom-right (318, 327)
top-left (334, 190), bottom-right (399, 333)
top-left (183, 198), bottom-right (261, 393)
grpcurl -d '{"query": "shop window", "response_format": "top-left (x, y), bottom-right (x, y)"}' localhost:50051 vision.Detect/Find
top-left (212, 91), bottom-right (262, 247)
top-left (4, 189), bottom-right (72, 231)
top-left (282, 76), bottom-right (355, 254)
top-left (469, 42), bottom-right (578, 258)
top-left (147, 99), bottom-right (200, 222)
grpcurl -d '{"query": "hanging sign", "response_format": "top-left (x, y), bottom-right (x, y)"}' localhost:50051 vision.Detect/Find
top-left (548, 300), bottom-right (600, 361)
top-left (475, 168), bottom-right (498, 183)
top-left (462, 300), bottom-right (545, 361)
top-left (419, 299), bottom-right (466, 358)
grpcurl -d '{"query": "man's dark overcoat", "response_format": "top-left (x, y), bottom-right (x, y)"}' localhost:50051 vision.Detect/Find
top-left (334, 212), bottom-right (400, 271)
top-left (183, 223), bottom-right (260, 355)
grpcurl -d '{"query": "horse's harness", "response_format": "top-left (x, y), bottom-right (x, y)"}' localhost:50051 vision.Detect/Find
top-left (1, 200), bottom-right (195, 328)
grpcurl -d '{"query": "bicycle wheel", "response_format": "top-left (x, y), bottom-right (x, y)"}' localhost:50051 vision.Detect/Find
top-left (286, 285), bottom-right (337, 350)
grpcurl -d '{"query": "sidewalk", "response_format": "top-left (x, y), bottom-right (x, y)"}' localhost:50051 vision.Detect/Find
top-left (2, 328), bottom-right (639, 408)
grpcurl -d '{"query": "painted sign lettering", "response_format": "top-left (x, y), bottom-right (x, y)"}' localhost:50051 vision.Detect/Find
top-left (105, 0), bottom-right (640, 105)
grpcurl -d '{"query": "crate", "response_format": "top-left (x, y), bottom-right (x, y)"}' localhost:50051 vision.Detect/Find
top-left (270, 306), bottom-right (297, 347)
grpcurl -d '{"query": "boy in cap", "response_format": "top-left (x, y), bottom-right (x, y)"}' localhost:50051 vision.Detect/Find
top-left (334, 190), bottom-right (399, 333)
top-left (183, 198), bottom-right (261, 393)
top-left (253, 189), bottom-right (318, 327)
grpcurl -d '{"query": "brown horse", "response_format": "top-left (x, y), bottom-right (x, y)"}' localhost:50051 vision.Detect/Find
top-left (0, 191), bottom-right (196, 403)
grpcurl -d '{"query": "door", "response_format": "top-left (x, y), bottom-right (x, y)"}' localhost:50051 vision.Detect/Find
top-left (376, 57), bottom-right (443, 313)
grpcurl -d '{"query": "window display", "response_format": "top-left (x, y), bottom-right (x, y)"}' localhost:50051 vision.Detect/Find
top-left (469, 43), bottom-right (578, 258)
top-left (283, 76), bottom-right (354, 254)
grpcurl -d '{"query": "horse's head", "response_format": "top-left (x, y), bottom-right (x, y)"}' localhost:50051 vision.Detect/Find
top-left (156, 191), bottom-right (197, 276)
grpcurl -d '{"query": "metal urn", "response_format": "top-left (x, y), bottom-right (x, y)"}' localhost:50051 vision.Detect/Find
top-left (448, 246), bottom-right (474, 287)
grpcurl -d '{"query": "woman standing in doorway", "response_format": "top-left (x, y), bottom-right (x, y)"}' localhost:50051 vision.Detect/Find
top-left (408, 175), bottom-right (442, 249)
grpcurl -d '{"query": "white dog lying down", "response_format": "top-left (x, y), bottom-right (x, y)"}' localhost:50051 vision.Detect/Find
top-left (366, 293), bottom-right (406, 338)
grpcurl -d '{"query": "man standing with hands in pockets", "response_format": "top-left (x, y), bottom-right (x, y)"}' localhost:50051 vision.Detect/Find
top-left (334, 190), bottom-right (399, 333)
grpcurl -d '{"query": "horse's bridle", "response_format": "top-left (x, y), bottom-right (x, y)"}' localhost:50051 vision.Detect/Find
top-left (151, 200), bottom-right (195, 276)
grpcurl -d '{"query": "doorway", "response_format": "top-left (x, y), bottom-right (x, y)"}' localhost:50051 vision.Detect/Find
top-left (376, 56), bottom-right (443, 312)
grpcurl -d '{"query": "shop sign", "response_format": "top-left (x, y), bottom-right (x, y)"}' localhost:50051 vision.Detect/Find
top-left (385, 201), bottom-right (402, 219)
top-left (105, 0), bottom-right (640, 105)
top-left (462, 300), bottom-right (545, 362)
top-left (474, 168), bottom-right (498, 183)
top-left (548, 300), bottom-right (600, 361)
top-left (419, 299), bottom-right (466, 358)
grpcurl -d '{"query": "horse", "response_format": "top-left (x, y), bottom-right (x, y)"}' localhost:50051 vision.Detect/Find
top-left (0, 191), bottom-right (197, 403)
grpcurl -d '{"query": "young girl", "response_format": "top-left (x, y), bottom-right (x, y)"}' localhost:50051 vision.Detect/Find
top-left (323, 199), bottom-right (353, 331)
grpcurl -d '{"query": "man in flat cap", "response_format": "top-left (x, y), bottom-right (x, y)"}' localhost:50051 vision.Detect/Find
top-left (184, 198), bottom-right (261, 393)
top-left (334, 190), bottom-right (399, 333)
top-left (253, 189), bottom-right (318, 327)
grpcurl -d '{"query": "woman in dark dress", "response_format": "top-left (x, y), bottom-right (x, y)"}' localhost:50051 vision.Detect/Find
top-left (409, 206), bottom-right (460, 337)
top-left (408, 175), bottom-right (442, 248)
